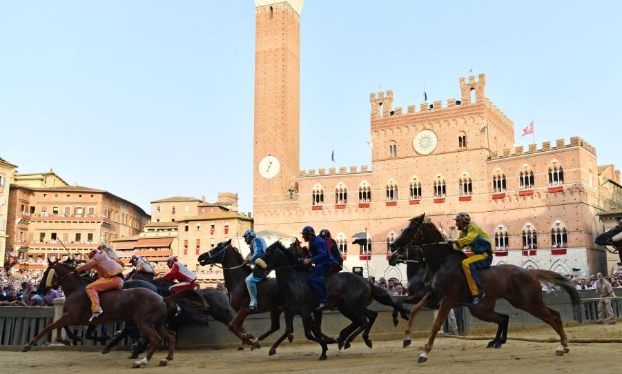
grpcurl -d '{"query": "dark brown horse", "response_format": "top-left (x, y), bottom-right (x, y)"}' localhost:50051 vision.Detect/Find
top-left (197, 239), bottom-right (295, 355)
top-left (595, 224), bottom-right (622, 263)
top-left (24, 260), bottom-right (207, 368)
top-left (389, 214), bottom-right (581, 363)
top-left (262, 240), bottom-right (410, 359)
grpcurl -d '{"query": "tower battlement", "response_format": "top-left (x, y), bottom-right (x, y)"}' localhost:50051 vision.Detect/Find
top-left (490, 137), bottom-right (596, 160)
top-left (299, 165), bottom-right (370, 177)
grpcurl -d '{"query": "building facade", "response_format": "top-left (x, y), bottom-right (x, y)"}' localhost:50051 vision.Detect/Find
top-left (5, 170), bottom-right (150, 276)
top-left (0, 157), bottom-right (18, 270)
top-left (251, 0), bottom-right (622, 280)
top-left (111, 193), bottom-right (252, 286)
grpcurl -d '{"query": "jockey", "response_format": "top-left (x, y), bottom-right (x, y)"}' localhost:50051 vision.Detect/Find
top-left (155, 255), bottom-right (197, 293)
top-left (76, 248), bottom-right (125, 321)
top-left (242, 229), bottom-right (268, 312)
top-left (129, 254), bottom-right (154, 275)
top-left (447, 212), bottom-right (494, 305)
top-left (301, 226), bottom-right (334, 311)
top-left (319, 228), bottom-right (343, 273)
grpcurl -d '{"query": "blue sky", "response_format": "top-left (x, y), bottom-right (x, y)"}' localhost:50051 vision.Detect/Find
top-left (1, 1), bottom-right (620, 214)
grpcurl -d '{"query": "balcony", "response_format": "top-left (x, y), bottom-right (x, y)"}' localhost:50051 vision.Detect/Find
top-left (547, 185), bottom-right (564, 193)
top-left (358, 202), bottom-right (370, 208)
top-left (492, 192), bottom-right (506, 200)
top-left (459, 195), bottom-right (472, 202)
top-left (409, 199), bottom-right (421, 205)
top-left (385, 201), bottom-right (397, 207)
top-left (335, 204), bottom-right (346, 209)
top-left (312, 205), bottom-right (323, 211)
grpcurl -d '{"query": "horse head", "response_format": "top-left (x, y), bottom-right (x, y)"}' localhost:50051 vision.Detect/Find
top-left (389, 213), bottom-right (426, 257)
top-left (38, 259), bottom-right (83, 295)
top-left (595, 226), bottom-right (622, 246)
top-left (198, 239), bottom-right (232, 266)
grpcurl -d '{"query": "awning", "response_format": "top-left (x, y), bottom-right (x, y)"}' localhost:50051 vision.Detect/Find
top-left (114, 241), bottom-right (137, 250)
top-left (134, 237), bottom-right (174, 249)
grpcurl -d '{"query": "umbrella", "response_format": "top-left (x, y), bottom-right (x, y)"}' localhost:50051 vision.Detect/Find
top-left (351, 232), bottom-right (368, 240)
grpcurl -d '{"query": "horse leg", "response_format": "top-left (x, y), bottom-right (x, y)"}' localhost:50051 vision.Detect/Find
top-left (23, 313), bottom-right (73, 352)
top-left (468, 302), bottom-right (509, 348)
top-left (301, 312), bottom-right (329, 360)
top-left (267, 310), bottom-right (296, 356)
top-left (102, 326), bottom-right (129, 354)
top-left (313, 310), bottom-right (338, 345)
top-left (418, 302), bottom-right (453, 363)
top-left (360, 308), bottom-right (377, 348)
top-left (132, 322), bottom-right (162, 368)
top-left (334, 306), bottom-right (360, 350)
top-left (403, 292), bottom-right (430, 348)
top-left (155, 325), bottom-right (176, 366)
top-left (512, 300), bottom-right (569, 355)
top-left (227, 310), bottom-right (259, 349)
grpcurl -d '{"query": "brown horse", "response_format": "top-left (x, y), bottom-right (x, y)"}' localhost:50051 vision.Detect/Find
top-left (197, 239), bottom-right (296, 355)
top-left (23, 260), bottom-right (207, 368)
top-left (389, 214), bottom-right (581, 363)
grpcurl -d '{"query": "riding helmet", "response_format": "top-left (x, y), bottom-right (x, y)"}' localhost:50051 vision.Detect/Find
top-left (242, 229), bottom-right (256, 239)
top-left (319, 229), bottom-right (331, 238)
top-left (130, 255), bottom-right (139, 263)
top-left (167, 255), bottom-right (178, 267)
top-left (301, 226), bottom-right (315, 234)
top-left (453, 212), bottom-right (471, 224)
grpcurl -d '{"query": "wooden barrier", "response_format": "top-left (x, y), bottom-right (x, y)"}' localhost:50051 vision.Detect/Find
top-left (1, 290), bottom-right (619, 350)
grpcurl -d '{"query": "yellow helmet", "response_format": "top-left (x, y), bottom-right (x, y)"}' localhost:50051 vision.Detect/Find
top-left (453, 212), bottom-right (471, 225)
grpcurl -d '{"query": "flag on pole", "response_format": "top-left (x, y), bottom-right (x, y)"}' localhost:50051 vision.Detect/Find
top-left (522, 121), bottom-right (534, 136)
top-left (331, 148), bottom-right (335, 162)
top-left (424, 90), bottom-right (427, 102)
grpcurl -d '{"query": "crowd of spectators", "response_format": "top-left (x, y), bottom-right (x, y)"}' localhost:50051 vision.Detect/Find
top-left (0, 268), bottom-right (63, 306)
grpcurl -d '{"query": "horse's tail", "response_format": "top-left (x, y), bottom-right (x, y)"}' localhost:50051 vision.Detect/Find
top-left (164, 289), bottom-right (209, 309)
top-left (531, 269), bottom-right (582, 307)
top-left (370, 285), bottom-right (410, 324)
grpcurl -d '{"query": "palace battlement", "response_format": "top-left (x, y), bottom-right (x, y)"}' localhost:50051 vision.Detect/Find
top-left (299, 165), bottom-right (371, 177)
top-left (369, 74), bottom-right (497, 119)
top-left (490, 137), bottom-right (596, 160)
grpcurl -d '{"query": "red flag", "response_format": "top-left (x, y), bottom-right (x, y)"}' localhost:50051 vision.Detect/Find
top-left (522, 121), bottom-right (534, 136)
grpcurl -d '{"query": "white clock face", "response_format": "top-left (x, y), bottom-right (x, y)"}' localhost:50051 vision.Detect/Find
top-left (413, 129), bottom-right (438, 155)
top-left (259, 155), bottom-right (280, 179)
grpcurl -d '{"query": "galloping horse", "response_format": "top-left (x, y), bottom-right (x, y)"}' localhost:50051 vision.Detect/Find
top-left (262, 240), bottom-right (410, 360)
top-left (24, 260), bottom-right (207, 368)
top-left (389, 214), bottom-right (581, 363)
top-left (197, 239), bottom-right (295, 355)
top-left (595, 224), bottom-right (622, 264)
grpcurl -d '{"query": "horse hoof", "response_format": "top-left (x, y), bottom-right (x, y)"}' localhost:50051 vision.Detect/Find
top-left (417, 356), bottom-right (428, 364)
top-left (159, 359), bottom-right (168, 366)
top-left (392, 318), bottom-right (399, 327)
top-left (287, 335), bottom-right (294, 343)
top-left (22, 345), bottom-right (31, 352)
top-left (132, 363), bottom-right (141, 369)
top-left (102, 349), bottom-right (110, 354)
top-left (319, 355), bottom-right (327, 361)
top-left (486, 341), bottom-right (495, 348)
top-left (237, 345), bottom-right (245, 351)
top-left (364, 339), bottom-right (372, 349)
top-left (268, 349), bottom-right (276, 356)
top-left (555, 350), bottom-right (564, 356)
top-left (128, 353), bottom-right (139, 359)
top-left (403, 338), bottom-right (411, 348)
top-left (564, 348), bottom-right (569, 353)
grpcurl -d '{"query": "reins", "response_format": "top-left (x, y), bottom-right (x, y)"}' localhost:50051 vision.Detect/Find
top-left (205, 243), bottom-right (246, 270)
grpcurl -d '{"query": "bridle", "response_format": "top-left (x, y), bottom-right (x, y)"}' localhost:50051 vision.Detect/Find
top-left (45, 262), bottom-right (76, 288)
top-left (391, 218), bottom-right (451, 261)
top-left (203, 242), bottom-right (246, 270)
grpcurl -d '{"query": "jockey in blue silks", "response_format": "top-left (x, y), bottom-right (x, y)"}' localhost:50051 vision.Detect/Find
top-left (242, 229), bottom-right (268, 312)
top-left (301, 225), bottom-right (337, 311)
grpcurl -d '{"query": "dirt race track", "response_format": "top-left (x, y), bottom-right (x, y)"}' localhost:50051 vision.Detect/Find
top-left (3, 323), bottom-right (622, 374)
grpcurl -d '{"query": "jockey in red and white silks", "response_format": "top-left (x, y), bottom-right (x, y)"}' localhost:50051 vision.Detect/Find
top-left (159, 255), bottom-right (197, 293)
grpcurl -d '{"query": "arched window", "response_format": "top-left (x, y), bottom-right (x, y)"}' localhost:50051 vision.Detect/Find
top-left (386, 179), bottom-right (398, 201)
top-left (358, 181), bottom-right (371, 202)
top-left (459, 175), bottom-right (473, 196)
top-left (519, 164), bottom-right (535, 189)
top-left (458, 132), bottom-right (467, 148)
top-left (389, 141), bottom-right (397, 157)
top-left (434, 176), bottom-right (446, 197)
top-left (550, 221), bottom-right (568, 248)
top-left (336, 233), bottom-right (348, 255)
top-left (494, 225), bottom-right (510, 251)
top-left (335, 183), bottom-right (348, 204)
top-left (492, 169), bottom-right (507, 193)
top-left (312, 184), bottom-right (324, 205)
top-left (410, 176), bottom-right (422, 200)
top-left (548, 160), bottom-right (564, 186)
top-left (522, 223), bottom-right (537, 250)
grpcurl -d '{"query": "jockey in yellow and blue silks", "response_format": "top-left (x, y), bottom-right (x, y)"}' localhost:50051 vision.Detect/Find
top-left (448, 212), bottom-right (494, 305)
top-left (242, 229), bottom-right (268, 312)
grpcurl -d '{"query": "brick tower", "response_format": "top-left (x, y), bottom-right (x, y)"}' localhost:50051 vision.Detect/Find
top-left (253, 1), bottom-right (303, 224)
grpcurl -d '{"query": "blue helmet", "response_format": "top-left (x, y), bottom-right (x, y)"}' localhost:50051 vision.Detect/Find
top-left (242, 229), bottom-right (256, 239)
top-left (301, 226), bottom-right (315, 234)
